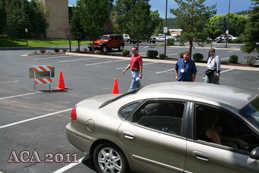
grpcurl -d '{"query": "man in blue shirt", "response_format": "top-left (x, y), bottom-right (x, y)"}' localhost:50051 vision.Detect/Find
top-left (175, 50), bottom-right (197, 82)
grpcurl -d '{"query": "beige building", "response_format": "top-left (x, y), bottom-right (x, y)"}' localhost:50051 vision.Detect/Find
top-left (40, 0), bottom-right (69, 38)
top-left (169, 29), bottom-right (182, 37)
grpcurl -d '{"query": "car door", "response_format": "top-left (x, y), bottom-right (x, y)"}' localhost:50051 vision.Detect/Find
top-left (184, 103), bottom-right (259, 173)
top-left (117, 100), bottom-right (188, 173)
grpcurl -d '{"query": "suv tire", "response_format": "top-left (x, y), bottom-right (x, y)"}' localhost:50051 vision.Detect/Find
top-left (101, 45), bottom-right (108, 53)
top-left (118, 44), bottom-right (124, 51)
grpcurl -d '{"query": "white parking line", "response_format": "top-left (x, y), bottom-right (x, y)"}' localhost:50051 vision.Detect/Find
top-left (0, 92), bottom-right (41, 100)
top-left (202, 68), bottom-right (234, 79)
top-left (53, 157), bottom-right (84, 173)
top-left (35, 55), bottom-right (70, 60)
top-left (155, 69), bottom-right (174, 74)
top-left (85, 59), bottom-right (127, 66)
top-left (58, 57), bottom-right (103, 63)
top-left (0, 80), bottom-right (19, 84)
top-left (221, 57), bottom-right (230, 60)
top-left (0, 108), bottom-right (71, 129)
top-left (228, 50), bottom-right (239, 53)
top-left (116, 62), bottom-right (157, 70)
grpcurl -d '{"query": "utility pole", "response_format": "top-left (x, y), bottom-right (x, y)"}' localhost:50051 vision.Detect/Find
top-left (164, 0), bottom-right (168, 57)
top-left (23, 0), bottom-right (28, 46)
top-left (225, 0), bottom-right (231, 48)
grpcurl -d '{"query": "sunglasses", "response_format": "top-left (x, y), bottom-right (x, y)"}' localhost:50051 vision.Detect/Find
top-left (132, 50), bottom-right (136, 52)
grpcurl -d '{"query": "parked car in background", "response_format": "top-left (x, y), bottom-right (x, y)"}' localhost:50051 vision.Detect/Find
top-left (66, 82), bottom-right (259, 173)
top-left (157, 36), bottom-right (166, 42)
top-left (148, 35), bottom-right (157, 43)
top-left (88, 34), bottom-right (125, 52)
top-left (123, 34), bottom-right (131, 43)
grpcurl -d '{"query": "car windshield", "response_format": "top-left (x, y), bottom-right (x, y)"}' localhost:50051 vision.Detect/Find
top-left (99, 89), bottom-right (141, 108)
top-left (99, 36), bottom-right (109, 40)
top-left (240, 96), bottom-right (259, 128)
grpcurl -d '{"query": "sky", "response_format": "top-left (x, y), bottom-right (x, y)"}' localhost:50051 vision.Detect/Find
top-left (68, 0), bottom-right (253, 18)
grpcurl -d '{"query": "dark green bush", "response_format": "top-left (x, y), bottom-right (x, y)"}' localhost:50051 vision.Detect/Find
top-left (159, 54), bottom-right (166, 59)
top-left (167, 38), bottom-right (175, 45)
top-left (229, 55), bottom-right (238, 63)
top-left (122, 49), bottom-right (130, 57)
top-left (54, 47), bottom-right (59, 52)
top-left (147, 50), bottom-right (158, 58)
top-left (193, 53), bottom-right (204, 62)
top-left (233, 38), bottom-right (242, 43)
top-left (227, 39), bottom-right (233, 43)
top-left (179, 52), bottom-right (184, 59)
top-left (63, 48), bottom-right (67, 52)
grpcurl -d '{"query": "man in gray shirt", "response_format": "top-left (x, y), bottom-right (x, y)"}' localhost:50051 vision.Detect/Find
top-left (205, 48), bottom-right (221, 84)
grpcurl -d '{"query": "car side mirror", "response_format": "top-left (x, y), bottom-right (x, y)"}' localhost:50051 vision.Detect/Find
top-left (250, 147), bottom-right (259, 160)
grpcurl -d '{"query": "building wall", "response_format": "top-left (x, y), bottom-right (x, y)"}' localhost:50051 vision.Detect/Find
top-left (40, 0), bottom-right (69, 38)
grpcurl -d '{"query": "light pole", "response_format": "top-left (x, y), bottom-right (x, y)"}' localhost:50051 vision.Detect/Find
top-left (164, 0), bottom-right (168, 57)
top-left (23, 0), bottom-right (28, 46)
top-left (225, 0), bottom-right (231, 48)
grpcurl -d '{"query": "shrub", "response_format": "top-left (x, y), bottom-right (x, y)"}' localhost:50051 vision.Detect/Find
top-left (167, 38), bottom-right (175, 45)
top-left (54, 47), bottom-right (59, 52)
top-left (229, 55), bottom-right (238, 63)
top-left (227, 39), bottom-right (233, 43)
top-left (63, 48), bottom-right (67, 52)
top-left (76, 48), bottom-right (79, 52)
top-left (83, 48), bottom-right (87, 52)
top-left (146, 50), bottom-right (158, 58)
top-left (40, 49), bottom-right (46, 53)
top-left (178, 44), bottom-right (185, 46)
top-left (233, 38), bottom-right (242, 43)
top-left (244, 56), bottom-right (259, 66)
top-left (193, 53), bottom-right (204, 62)
top-left (179, 52), bottom-right (184, 59)
top-left (159, 54), bottom-right (166, 59)
top-left (221, 60), bottom-right (228, 64)
top-left (122, 49), bottom-right (130, 57)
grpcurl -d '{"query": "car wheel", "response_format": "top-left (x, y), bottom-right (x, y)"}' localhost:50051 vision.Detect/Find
top-left (118, 44), bottom-right (124, 51)
top-left (101, 45), bottom-right (108, 53)
top-left (89, 48), bottom-right (93, 52)
top-left (93, 142), bottom-right (130, 173)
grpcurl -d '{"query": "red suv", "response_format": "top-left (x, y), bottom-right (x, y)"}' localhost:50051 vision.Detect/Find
top-left (88, 34), bottom-right (125, 52)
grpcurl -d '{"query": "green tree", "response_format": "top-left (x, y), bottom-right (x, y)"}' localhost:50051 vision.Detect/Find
top-left (123, 0), bottom-right (152, 50)
top-left (0, 0), bottom-right (6, 34)
top-left (171, 0), bottom-right (216, 58)
top-left (70, 5), bottom-right (87, 51)
top-left (78, 0), bottom-right (110, 53)
top-left (241, 0), bottom-right (259, 53)
top-left (5, 0), bottom-right (25, 38)
top-left (228, 12), bottom-right (247, 36)
top-left (214, 15), bottom-right (232, 35)
top-left (114, 0), bottom-right (150, 31)
top-left (205, 24), bottom-right (221, 47)
top-left (151, 10), bottom-right (163, 35)
top-left (27, 0), bottom-right (49, 39)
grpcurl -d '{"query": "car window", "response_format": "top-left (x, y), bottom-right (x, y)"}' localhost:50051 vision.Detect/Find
top-left (119, 102), bottom-right (141, 119)
top-left (100, 36), bottom-right (109, 40)
top-left (110, 36), bottom-right (114, 40)
top-left (115, 36), bottom-right (119, 40)
top-left (132, 100), bottom-right (185, 135)
top-left (99, 89), bottom-right (141, 108)
top-left (195, 105), bottom-right (259, 152)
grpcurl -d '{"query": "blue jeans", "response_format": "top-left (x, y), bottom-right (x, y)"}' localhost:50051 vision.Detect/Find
top-left (128, 70), bottom-right (142, 92)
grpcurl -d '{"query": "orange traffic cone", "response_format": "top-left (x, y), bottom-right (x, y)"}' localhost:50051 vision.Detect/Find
top-left (55, 71), bottom-right (68, 90)
top-left (112, 78), bottom-right (119, 94)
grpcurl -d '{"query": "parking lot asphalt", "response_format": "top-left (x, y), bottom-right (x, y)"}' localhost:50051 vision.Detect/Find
top-left (0, 47), bottom-right (259, 173)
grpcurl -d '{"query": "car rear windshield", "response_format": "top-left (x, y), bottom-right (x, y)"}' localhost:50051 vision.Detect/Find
top-left (99, 36), bottom-right (109, 40)
top-left (240, 96), bottom-right (259, 128)
top-left (99, 89), bottom-right (141, 108)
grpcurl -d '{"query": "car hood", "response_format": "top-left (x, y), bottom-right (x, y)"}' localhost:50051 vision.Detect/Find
top-left (91, 40), bottom-right (107, 44)
top-left (76, 94), bottom-right (120, 109)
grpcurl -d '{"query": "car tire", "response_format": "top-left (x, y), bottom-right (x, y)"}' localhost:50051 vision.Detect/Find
top-left (118, 44), bottom-right (124, 51)
top-left (89, 48), bottom-right (93, 52)
top-left (101, 45), bottom-right (108, 53)
top-left (93, 142), bottom-right (130, 173)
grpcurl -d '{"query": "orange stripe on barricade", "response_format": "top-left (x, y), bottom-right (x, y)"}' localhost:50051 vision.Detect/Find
top-left (35, 81), bottom-right (39, 84)
top-left (33, 67), bottom-right (39, 72)
top-left (47, 78), bottom-right (52, 83)
top-left (38, 78), bottom-right (47, 84)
